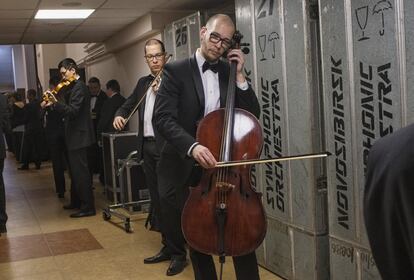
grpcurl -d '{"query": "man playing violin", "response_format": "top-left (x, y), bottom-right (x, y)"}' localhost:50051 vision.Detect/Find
top-left (41, 58), bottom-right (96, 218)
top-left (153, 14), bottom-right (261, 279)
top-left (113, 39), bottom-right (169, 266)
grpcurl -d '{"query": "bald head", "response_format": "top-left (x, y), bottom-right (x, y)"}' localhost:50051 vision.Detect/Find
top-left (200, 14), bottom-right (236, 62)
top-left (205, 14), bottom-right (235, 34)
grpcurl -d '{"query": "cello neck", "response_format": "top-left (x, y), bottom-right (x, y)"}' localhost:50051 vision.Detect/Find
top-left (220, 61), bottom-right (237, 162)
top-left (220, 31), bottom-right (243, 162)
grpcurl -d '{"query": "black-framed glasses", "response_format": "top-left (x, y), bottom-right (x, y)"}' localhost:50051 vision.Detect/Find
top-left (145, 53), bottom-right (165, 61)
top-left (209, 32), bottom-right (233, 49)
top-left (60, 69), bottom-right (68, 76)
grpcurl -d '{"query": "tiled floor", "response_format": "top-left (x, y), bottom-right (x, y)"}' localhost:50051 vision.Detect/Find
top-left (0, 154), bottom-right (282, 279)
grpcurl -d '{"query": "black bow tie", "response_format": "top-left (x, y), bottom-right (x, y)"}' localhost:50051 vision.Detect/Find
top-left (202, 61), bottom-right (219, 73)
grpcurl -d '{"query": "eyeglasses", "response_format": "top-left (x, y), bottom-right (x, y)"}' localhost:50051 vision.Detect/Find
top-left (209, 32), bottom-right (233, 49)
top-left (145, 53), bottom-right (165, 61)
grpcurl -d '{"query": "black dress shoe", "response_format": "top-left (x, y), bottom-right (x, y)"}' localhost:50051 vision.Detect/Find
top-left (63, 204), bottom-right (79, 210)
top-left (18, 165), bottom-right (28, 170)
top-left (57, 193), bottom-right (64, 199)
top-left (144, 251), bottom-right (171, 264)
top-left (166, 259), bottom-right (188, 276)
top-left (70, 210), bottom-right (96, 218)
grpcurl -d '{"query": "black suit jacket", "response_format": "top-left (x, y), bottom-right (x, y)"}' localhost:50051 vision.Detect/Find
top-left (153, 54), bottom-right (260, 184)
top-left (54, 79), bottom-right (95, 151)
top-left (0, 94), bottom-right (10, 159)
top-left (97, 93), bottom-right (126, 138)
top-left (115, 75), bottom-right (155, 160)
top-left (91, 90), bottom-right (108, 133)
top-left (23, 99), bottom-right (42, 134)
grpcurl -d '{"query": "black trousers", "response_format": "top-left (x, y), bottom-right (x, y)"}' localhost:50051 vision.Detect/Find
top-left (364, 124), bottom-right (414, 280)
top-left (158, 158), bottom-right (260, 279)
top-left (87, 143), bottom-right (100, 174)
top-left (142, 138), bottom-right (167, 251)
top-left (21, 131), bottom-right (42, 166)
top-left (67, 147), bottom-right (95, 212)
top-left (0, 159), bottom-right (7, 226)
top-left (190, 250), bottom-right (259, 280)
top-left (142, 139), bottom-right (161, 230)
top-left (47, 130), bottom-right (67, 195)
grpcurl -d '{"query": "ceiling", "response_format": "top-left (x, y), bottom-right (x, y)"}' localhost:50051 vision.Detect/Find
top-left (0, 0), bottom-right (230, 45)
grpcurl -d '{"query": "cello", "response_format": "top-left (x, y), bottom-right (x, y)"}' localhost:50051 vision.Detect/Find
top-left (181, 32), bottom-right (267, 260)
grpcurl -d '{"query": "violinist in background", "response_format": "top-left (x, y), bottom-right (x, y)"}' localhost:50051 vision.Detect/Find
top-left (113, 39), bottom-right (168, 265)
top-left (41, 58), bottom-right (96, 218)
top-left (44, 76), bottom-right (67, 198)
top-left (153, 14), bottom-right (261, 279)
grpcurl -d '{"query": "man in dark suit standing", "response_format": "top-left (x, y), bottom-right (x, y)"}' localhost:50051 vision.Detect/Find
top-left (364, 123), bottom-right (414, 279)
top-left (96, 79), bottom-right (125, 139)
top-left (87, 77), bottom-right (107, 177)
top-left (42, 58), bottom-right (96, 218)
top-left (0, 92), bottom-right (10, 234)
top-left (113, 39), bottom-right (169, 266)
top-left (96, 79), bottom-right (125, 183)
top-left (153, 14), bottom-right (261, 279)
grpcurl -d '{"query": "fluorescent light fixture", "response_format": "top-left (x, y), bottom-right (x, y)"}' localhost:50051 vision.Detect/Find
top-left (35, 9), bottom-right (94, 19)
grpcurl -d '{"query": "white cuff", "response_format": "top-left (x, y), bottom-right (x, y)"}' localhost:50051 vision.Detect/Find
top-left (236, 80), bottom-right (249, 91)
top-left (187, 142), bottom-right (199, 157)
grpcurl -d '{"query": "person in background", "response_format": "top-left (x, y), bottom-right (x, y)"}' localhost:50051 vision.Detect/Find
top-left (96, 79), bottom-right (125, 183)
top-left (10, 92), bottom-right (25, 162)
top-left (0, 92), bottom-right (11, 235)
top-left (87, 77), bottom-right (107, 178)
top-left (18, 89), bottom-right (42, 170)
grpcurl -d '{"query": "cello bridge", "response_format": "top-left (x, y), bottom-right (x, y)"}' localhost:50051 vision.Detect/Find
top-left (216, 182), bottom-right (235, 191)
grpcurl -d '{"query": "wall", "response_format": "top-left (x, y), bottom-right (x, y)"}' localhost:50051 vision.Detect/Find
top-left (36, 44), bottom-right (66, 89)
top-left (11, 45), bottom-right (27, 91)
top-left (0, 46), bottom-right (14, 92)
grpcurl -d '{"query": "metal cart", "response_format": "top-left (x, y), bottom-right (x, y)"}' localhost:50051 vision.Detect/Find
top-left (102, 150), bottom-right (150, 233)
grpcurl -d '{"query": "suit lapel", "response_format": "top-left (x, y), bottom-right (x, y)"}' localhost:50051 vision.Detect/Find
top-left (190, 54), bottom-right (205, 110)
top-left (218, 60), bottom-right (229, 108)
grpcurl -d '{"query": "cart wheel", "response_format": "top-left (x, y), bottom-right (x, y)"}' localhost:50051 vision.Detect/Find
top-left (102, 211), bottom-right (111, 221)
top-left (124, 223), bottom-right (132, 233)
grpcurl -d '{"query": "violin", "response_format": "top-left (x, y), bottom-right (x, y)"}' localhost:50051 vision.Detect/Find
top-left (42, 76), bottom-right (76, 103)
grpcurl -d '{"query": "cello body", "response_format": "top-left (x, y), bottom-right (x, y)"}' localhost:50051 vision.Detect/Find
top-left (181, 108), bottom-right (267, 256)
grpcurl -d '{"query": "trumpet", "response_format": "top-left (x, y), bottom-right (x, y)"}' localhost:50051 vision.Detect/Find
top-left (42, 76), bottom-right (76, 103)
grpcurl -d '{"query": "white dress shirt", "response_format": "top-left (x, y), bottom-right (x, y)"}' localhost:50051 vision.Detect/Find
top-left (143, 85), bottom-right (156, 137)
top-left (196, 50), bottom-right (221, 116)
top-left (187, 49), bottom-right (249, 156)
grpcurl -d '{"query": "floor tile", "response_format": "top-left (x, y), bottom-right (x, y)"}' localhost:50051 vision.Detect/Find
top-left (45, 228), bottom-right (103, 256)
top-left (0, 234), bottom-right (51, 263)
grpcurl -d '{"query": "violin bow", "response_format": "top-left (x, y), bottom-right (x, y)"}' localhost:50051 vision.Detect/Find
top-left (215, 151), bottom-right (331, 168)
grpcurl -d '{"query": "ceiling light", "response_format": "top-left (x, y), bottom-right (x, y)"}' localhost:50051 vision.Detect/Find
top-left (35, 9), bottom-right (94, 19)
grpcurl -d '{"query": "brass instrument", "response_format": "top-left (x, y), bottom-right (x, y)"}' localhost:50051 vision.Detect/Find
top-left (43, 76), bottom-right (76, 103)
